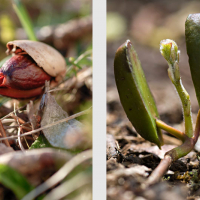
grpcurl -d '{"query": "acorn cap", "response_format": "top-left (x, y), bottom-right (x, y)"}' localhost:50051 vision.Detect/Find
top-left (6, 40), bottom-right (66, 81)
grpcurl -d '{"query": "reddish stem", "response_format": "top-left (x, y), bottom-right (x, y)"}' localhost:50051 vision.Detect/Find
top-left (146, 155), bottom-right (172, 186)
top-left (146, 110), bottom-right (200, 186)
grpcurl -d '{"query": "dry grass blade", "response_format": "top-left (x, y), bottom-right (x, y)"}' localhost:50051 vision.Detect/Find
top-left (17, 127), bottom-right (25, 151)
top-left (43, 171), bottom-right (91, 200)
top-left (22, 149), bottom-right (92, 200)
top-left (0, 106), bottom-right (92, 141)
top-left (2, 119), bottom-right (16, 124)
top-left (13, 103), bottom-right (25, 151)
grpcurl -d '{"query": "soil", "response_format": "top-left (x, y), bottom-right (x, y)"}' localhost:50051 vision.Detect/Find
top-left (107, 0), bottom-right (200, 199)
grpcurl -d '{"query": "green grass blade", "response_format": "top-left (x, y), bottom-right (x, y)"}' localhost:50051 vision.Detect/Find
top-left (0, 164), bottom-right (34, 199)
top-left (12, 0), bottom-right (37, 41)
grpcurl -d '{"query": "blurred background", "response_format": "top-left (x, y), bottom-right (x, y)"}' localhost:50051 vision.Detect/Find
top-left (0, 0), bottom-right (92, 59)
top-left (107, 0), bottom-right (200, 126)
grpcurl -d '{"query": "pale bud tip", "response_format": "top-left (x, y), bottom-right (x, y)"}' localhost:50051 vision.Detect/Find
top-left (160, 39), bottom-right (179, 65)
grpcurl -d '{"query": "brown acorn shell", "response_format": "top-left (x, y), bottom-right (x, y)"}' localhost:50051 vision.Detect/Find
top-left (6, 40), bottom-right (66, 82)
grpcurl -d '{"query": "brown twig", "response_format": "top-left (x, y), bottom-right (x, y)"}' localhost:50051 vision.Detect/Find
top-left (1, 104), bottom-right (27, 120)
top-left (10, 113), bottom-right (25, 124)
top-left (0, 120), bottom-right (10, 147)
top-left (10, 113), bottom-right (31, 129)
top-left (21, 126), bottom-right (32, 132)
top-left (0, 107), bottom-right (92, 141)
top-left (3, 125), bottom-right (31, 131)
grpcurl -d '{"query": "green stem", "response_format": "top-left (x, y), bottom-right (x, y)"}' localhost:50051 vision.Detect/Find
top-left (167, 59), bottom-right (193, 138)
top-left (155, 119), bottom-right (188, 142)
top-left (12, 0), bottom-right (37, 41)
top-left (172, 77), bottom-right (193, 138)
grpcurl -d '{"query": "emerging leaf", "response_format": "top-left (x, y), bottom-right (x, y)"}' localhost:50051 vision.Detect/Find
top-left (160, 39), bottom-right (179, 65)
top-left (114, 40), bottom-right (163, 148)
top-left (185, 13), bottom-right (200, 107)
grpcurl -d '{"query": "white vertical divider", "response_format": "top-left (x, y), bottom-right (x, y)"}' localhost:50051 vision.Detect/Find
top-left (93, 0), bottom-right (106, 199)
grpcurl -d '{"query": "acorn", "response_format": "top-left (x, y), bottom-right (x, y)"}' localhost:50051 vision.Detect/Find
top-left (0, 40), bottom-right (66, 99)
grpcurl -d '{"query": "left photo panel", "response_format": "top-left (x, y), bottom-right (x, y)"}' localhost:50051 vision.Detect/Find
top-left (0, 0), bottom-right (92, 199)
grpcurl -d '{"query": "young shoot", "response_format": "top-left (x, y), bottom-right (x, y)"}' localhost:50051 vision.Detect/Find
top-left (160, 39), bottom-right (193, 138)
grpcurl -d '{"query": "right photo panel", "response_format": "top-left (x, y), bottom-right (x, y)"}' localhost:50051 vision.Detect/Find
top-left (107, 0), bottom-right (200, 199)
